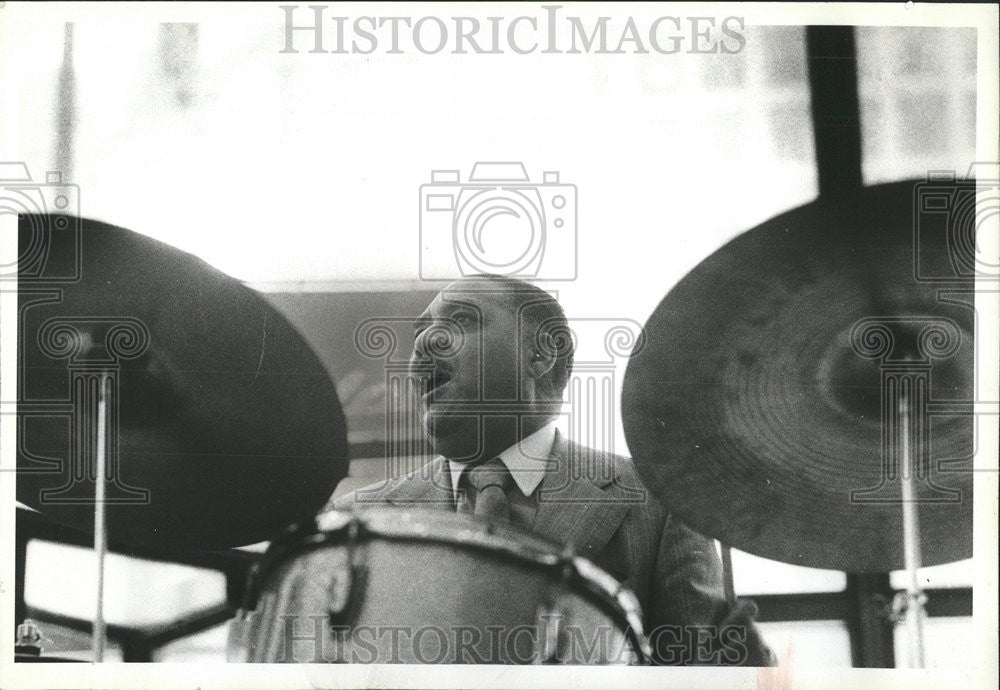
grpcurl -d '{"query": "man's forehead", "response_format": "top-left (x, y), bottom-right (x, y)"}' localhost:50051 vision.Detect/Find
top-left (445, 276), bottom-right (507, 293)
top-left (433, 279), bottom-right (510, 309)
top-left (415, 281), bottom-right (500, 322)
top-left (419, 277), bottom-right (552, 320)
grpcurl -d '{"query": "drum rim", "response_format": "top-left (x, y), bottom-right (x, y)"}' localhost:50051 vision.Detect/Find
top-left (241, 508), bottom-right (652, 662)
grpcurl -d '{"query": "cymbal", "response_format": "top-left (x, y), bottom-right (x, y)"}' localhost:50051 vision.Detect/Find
top-left (17, 215), bottom-right (349, 550)
top-left (621, 181), bottom-right (974, 572)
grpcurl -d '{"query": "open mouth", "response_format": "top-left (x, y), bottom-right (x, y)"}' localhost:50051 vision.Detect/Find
top-left (422, 366), bottom-right (452, 402)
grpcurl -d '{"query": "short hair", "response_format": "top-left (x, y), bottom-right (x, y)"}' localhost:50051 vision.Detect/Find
top-left (468, 274), bottom-right (575, 398)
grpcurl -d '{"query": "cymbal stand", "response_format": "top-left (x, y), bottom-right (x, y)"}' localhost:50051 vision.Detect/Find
top-left (897, 390), bottom-right (926, 668)
top-left (721, 544), bottom-right (736, 606)
top-left (92, 372), bottom-right (109, 662)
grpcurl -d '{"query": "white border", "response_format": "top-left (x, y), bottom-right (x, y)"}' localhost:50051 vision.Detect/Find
top-left (1, 2), bottom-right (997, 689)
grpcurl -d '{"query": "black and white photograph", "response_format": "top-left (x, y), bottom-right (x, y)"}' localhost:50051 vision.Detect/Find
top-left (1, 2), bottom-right (997, 688)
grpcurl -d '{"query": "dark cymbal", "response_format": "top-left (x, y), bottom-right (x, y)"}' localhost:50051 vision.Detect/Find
top-left (17, 215), bottom-right (349, 550)
top-left (621, 181), bottom-right (974, 572)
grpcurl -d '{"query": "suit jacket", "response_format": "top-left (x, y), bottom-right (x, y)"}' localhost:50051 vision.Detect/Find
top-left (332, 429), bottom-right (773, 665)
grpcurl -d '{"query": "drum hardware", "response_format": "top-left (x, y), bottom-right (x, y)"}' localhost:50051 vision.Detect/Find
top-left (720, 544), bottom-right (736, 607)
top-left (570, 553), bottom-right (655, 662)
top-left (326, 517), bottom-right (361, 627)
top-left (15, 619), bottom-right (47, 658)
top-left (230, 514), bottom-right (367, 659)
top-left (533, 547), bottom-right (576, 664)
top-left (226, 606), bottom-right (256, 663)
top-left (533, 604), bottom-right (563, 664)
top-left (867, 423), bottom-right (931, 669)
top-left (230, 516), bottom-right (328, 662)
top-left (13, 619), bottom-right (83, 663)
top-left (241, 517), bottom-right (320, 614)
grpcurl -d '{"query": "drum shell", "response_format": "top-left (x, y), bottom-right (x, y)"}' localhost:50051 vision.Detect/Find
top-left (230, 509), bottom-right (647, 664)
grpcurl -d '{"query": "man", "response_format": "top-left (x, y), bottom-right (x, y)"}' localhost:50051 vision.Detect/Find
top-left (334, 274), bottom-right (775, 666)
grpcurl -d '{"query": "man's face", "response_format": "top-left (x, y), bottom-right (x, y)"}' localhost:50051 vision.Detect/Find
top-left (409, 279), bottom-right (531, 461)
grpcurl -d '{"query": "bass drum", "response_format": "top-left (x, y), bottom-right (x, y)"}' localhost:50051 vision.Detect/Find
top-left (229, 508), bottom-right (651, 664)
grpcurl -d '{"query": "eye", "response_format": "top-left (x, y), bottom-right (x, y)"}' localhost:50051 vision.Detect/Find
top-left (453, 310), bottom-right (477, 328)
top-left (413, 317), bottom-right (431, 339)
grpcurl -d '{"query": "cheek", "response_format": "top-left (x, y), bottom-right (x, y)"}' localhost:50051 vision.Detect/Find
top-left (482, 336), bottom-right (521, 365)
top-left (451, 339), bottom-right (485, 368)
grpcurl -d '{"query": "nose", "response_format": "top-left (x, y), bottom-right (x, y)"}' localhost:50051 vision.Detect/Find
top-left (413, 321), bottom-right (461, 361)
top-left (409, 338), bottom-right (433, 372)
top-left (410, 324), bottom-right (444, 380)
top-left (411, 326), bottom-right (432, 363)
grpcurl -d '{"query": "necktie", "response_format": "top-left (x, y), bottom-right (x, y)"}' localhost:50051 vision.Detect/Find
top-left (458, 458), bottom-right (512, 522)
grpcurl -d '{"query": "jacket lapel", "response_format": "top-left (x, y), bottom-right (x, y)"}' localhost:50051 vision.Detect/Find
top-left (377, 457), bottom-right (456, 510)
top-left (365, 437), bottom-right (631, 558)
top-left (531, 430), bottom-right (631, 559)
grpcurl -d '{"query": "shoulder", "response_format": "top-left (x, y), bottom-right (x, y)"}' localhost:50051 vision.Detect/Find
top-left (560, 435), bottom-right (651, 492)
top-left (325, 457), bottom-right (445, 512)
top-left (556, 435), bottom-right (666, 527)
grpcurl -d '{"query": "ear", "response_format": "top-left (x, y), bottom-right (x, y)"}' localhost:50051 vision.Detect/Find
top-left (526, 334), bottom-right (557, 381)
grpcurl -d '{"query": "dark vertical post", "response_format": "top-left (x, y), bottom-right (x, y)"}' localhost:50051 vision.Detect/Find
top-left (15, 534), bottom-right (29, 629)
top-left (806, 26), bottom-right (863, 197)
top-left (845, 573), bottom-right (896, 667)
top-left (120, 637), bottom-right (154, 663)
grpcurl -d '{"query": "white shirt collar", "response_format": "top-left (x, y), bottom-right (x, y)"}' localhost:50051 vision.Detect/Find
top-left (447, 421), bottom-right (557, 500)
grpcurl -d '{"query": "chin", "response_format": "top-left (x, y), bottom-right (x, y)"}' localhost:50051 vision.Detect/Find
top-left (421, 411), bottom-right (481, 461)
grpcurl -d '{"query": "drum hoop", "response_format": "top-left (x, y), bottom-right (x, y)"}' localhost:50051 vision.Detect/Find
top-left (241, 509), bottom-right (652, 661)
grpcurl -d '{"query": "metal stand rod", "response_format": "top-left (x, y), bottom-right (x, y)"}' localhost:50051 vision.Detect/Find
top-left (721, 543), bottom-right (736, 606)
top-left (899, 391), bottom-right (926, 668)
top-left (92, 374), bottom-right (108, 662)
